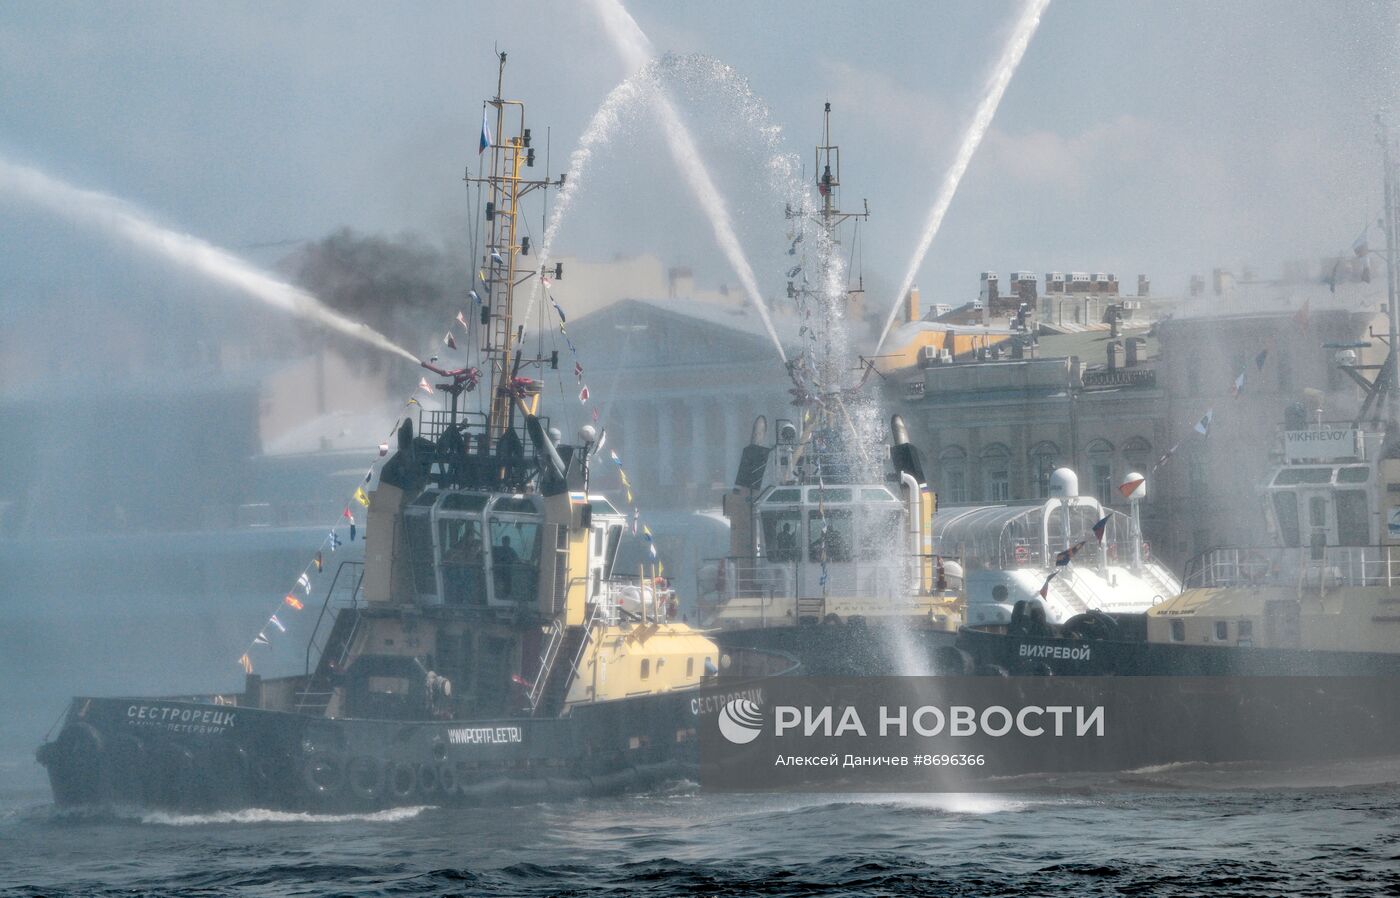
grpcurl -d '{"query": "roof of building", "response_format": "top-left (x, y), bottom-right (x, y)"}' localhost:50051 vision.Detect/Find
top-left (1035, 324), bottom-right (1159, 366)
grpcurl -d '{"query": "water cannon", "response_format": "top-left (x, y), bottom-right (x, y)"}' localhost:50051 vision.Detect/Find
top-left (419, 359), bottom-right (483, 392)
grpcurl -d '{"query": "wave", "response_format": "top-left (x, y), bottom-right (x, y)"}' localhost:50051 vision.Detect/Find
top-left (139, 805), bottom-right (434, 826)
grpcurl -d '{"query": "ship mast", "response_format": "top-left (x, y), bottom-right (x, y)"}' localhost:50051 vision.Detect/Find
top-left (466, 52), bottom-right (562, 439)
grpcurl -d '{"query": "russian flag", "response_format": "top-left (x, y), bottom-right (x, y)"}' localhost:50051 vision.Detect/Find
top-left (1092, 514), bottom-right (1111, 544)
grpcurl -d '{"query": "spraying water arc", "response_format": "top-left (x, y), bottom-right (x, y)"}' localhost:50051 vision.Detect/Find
top-left (588, 0), bottom-right (788, 364)
top-left (874, 0), bottom-right (1051, 354)
top-left (0, 156), bottom-right (420, 364)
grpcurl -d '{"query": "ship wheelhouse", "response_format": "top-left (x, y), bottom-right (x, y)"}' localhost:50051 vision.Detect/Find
top-left (752, 482), bottom-right (908, 599)
top-left (402, 489), bottom-right (546, 609)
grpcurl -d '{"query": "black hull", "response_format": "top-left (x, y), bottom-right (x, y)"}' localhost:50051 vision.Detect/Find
top-left (36, 680), bottom-right (777, 812)
top-left (715, 623), bottom-right (958, 676)
top-left (956, 625), bottom-right (1400, 676)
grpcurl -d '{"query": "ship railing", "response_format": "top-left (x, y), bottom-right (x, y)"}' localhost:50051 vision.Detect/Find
top-left (1183, 545), bottom-right (1400, 592)
top-left (299, 560), bottom-right (365, 700)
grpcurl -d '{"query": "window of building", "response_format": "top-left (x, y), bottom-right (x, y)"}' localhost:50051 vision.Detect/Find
top-left (1238, 620), bottom-right (1253, 645)
top-left (1214, 621), bottom-right (1229, 641)
top-left (1086, 440), bottom-right (1114, 502)
top-left (1170, 619), bottom-right (1186, 642)
top-left (981, 444), bottom-right (1011, 502)
top-left (1030, 442), bottom-right (1060, 498)
top-left (939, 447), bottom-right (968, 504)
top-left (640, 659), bottom-right (650, 680)
top-left (1121, 437), bottom-right (1152, 479)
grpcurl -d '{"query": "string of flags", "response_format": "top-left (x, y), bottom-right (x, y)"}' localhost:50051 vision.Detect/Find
top-left (237, 380), bottom-right (431, 675)
top-left (545, 294), bottom-right (664, 570)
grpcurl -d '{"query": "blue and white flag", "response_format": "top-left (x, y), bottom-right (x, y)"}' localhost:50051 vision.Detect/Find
top-left (479, 107), bottom-right (492, 154)
top-left (490, 250), bottom-right (505, 266)
top-left (329, 530), bottom-right (343, 551)
top-left (1194, 408), bottom-right (1214, 437)
top-left (269, 614), bottom-right (286, 633)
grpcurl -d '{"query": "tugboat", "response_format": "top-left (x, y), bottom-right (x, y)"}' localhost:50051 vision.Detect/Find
top-left (958, 404), bottom-right (1400, 675)
top-left (699, 106), bottom-right (963, 675)
top-left (36, 55), bottom-right (796, 812)
top-left (957, 128), bottom-right (1400, 677)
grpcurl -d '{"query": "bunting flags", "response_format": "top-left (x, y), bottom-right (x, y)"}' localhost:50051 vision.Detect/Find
top-left (284, 595), bottom-right (304, 611)
top-left (1092, 514), bottom-right (1111, 545)
top-left (444, 332), bottom-right (457, 350)
top-left (642, 524), bottom-right (657, 558)
top-left (1255, 347), bottom-right (1269, 371)
top-left (1038, 571), bottom-right (1059, 599)
top-left (1055, 540), bottom-right (1086, 567)
top-left (479, 106), bottom-right (492, 154)
top-left (551, 297), bottom-right (566, 323)
top-left (1231, 370), bottom-right (1246, 397)
top-left (1119, 477), bottom-right (1145, 499)
top-left (297, 572), bottom-right (311, 594)
top-left (1194, 409), bottom-right (1214, 437)
top-left (490, 250), bottom-right (505, 266)
top-left (354, 486), bottom-right (371, 507)
top-left (1354, 228), bottom-right (1370, 258)
top-left (314, 551), bottom-right (323, 572)
top-left (239, 654), bottom-right (253, 674)
top-left (574, 361), bottom-right (584, 382)
top-left (418, 377), bottom-right (435, 395)
top-left (269, 614), bottom-right (286, 633)
top-left (330, 530), bottom-right (343, 551)
top-left (253, 633), bottom-right (269, 646)
top-left (469, 289), bottom-right (481, 304)
top-left (579, 384), bottom-right (589, 403)
top-left (456, 310), bottom-right (469, 329)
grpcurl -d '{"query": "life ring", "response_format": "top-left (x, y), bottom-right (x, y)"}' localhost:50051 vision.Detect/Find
top-left (302, 751), bottom-right (345, 798)
top-left (1062, 610), bottom-right (1119, 641)
top-left (388, 761), bottom-right (417, 801)
top-left (435, 762), bottom-right (458, 797)
top-left (1014, 545), bottom-right (1029, 565)
top-left (416, 761), bottom-right (440, 796)
top-left (347, 756), bottom-right (383, 803)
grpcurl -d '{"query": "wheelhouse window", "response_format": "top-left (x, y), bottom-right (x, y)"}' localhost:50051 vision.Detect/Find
top-left (403, 509), bottom-right (439, 603)
top-left (857, 507), bottom-right (904, 563)
top-left (438, 517), bottom-right (485, 606)
top-left (1170, 619), bottom-right (1186, 642)
top-left (489, 516), bottom-right (540, 603)
top-left (1335, 490), bottom-right (1370, 545)
top-left (808, 508), bottom-right (853, 562)
top-left (761, 508), bottom-right (802, 562)
top-left (1272, 492), bottom-right (1300, 547)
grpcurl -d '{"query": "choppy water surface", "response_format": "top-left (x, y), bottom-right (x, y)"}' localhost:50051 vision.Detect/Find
top-left (3, 759), bottom-right (1399, 897)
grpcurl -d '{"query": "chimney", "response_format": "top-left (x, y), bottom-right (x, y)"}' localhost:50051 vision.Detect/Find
top-left (905, 286), bottom-right (921, 324)
top-left (1137, 274), bottom-right (1150, 296)
top-left (1125, 336), bottom-right (1145, 368)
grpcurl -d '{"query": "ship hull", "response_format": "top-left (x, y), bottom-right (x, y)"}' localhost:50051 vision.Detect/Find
top-left (36, 678), bottom-right (778, 812)
top-left (715, 623), bottom-right (958, 676)
top-left (956, 624), bottom-right (1400, 676)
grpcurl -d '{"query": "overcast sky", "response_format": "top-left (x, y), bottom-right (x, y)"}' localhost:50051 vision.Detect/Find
top-left (2, 0), bottom-right (1398, 328)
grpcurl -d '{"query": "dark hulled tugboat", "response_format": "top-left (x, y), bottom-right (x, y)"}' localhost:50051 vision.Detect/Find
top-left (36, 56), bottom-right (795, 812)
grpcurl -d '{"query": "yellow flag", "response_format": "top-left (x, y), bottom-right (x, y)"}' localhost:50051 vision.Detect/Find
top-left (354, 486), bottom-right (370, 507)
top-left (239, 654), bottom-right (253, 674)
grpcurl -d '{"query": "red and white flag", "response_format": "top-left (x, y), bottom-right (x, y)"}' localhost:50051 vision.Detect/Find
top-left (418, 377), bottom-right (434, 395)
top-left (444, 332), bottom-right (457, 350)
top-left (579, 384), bottom-right (589, 403)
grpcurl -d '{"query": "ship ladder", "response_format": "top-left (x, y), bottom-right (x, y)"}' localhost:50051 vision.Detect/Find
top-left (526, 618), bottom-right (568, 713)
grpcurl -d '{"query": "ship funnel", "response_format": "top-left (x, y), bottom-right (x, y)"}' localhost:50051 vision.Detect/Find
top-left (891, 414), bottom-right (912, 446)
top-left (734, 415), bottom-right (773, 491)
top-left (888, 414), bottom-right (927, 488)
top-left (750, 415), bottom-right (768, 445)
